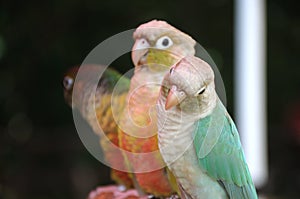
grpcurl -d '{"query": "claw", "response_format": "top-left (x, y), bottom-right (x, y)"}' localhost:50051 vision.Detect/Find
top-left (118, 185), bottom-right (127, 192)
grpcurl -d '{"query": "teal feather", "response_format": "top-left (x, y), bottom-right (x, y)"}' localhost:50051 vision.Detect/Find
top-left (193, 99), bottom-right (258, 199)
top-left (101, 68), bottom-right (130, 93)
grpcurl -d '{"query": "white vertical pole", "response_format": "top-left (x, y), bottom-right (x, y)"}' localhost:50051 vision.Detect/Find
top-left (234, 0), bottom-right (267, 187)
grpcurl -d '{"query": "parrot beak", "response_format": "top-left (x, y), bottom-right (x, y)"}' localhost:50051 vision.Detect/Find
top-left (137, 50), bottom-right (149, 66)
top-left (165, 86), bottom-right (186, 110)
top-left (132, 47), bottom-right (149, 67)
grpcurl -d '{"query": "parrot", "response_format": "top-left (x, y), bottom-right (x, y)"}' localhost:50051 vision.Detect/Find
top-left (117, 19), bottom-right (196, 197)
top-left (156, 55), bottom-right (258, 199)
top-left (62, 64), bottom-right (133, 189)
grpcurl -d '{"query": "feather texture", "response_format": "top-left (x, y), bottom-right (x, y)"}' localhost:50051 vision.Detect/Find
top-left (63, 65), bottom-right (133, 188)
top-left (194, 99), bottom-right (258, 199)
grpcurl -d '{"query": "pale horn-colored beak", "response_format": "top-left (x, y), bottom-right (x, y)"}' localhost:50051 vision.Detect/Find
top-left (165, 91), bottom-right (179, 110)
top-left (132, 47), bottom-right (149, 67)
top-left (137, 50), bottom-right (149, 66)
top-left (165, 86), bottom-right (184, 110)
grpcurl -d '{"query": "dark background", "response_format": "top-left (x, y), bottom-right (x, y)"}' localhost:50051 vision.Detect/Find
top-left (0, 0), bottom-right (300, 198)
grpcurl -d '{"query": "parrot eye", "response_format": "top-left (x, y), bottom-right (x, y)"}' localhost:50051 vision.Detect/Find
top-left (195, 87), bottom-right (206, 96)
top-left (135, 38), bottom-right (150, 50)
top-left (62, 76), bottom-right (74, 91)
top-left (156, 36), bottom-right (173, 49)
top-left (169, 67), bottom-right (174, 74)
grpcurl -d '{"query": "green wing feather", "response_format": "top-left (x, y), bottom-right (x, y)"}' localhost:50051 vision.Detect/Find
top-left (193, 99), bottom-right (258, 199)
top-left (100, 68), bottom-right (130, 93)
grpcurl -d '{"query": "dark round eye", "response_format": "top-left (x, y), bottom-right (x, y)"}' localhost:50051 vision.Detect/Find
top-left (62, 76), bottom-right (74, 91)
top-left (162, 38), bottom-right (169, 46)
top-left (197, 88), bottom-right (206, 95)
top-left (156, 36), bottom-right (173, 49)
top-left (198, 89), bottom-right (205, 95)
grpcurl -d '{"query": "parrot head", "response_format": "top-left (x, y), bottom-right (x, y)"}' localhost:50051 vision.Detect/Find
top-left (132, 20), bottom-right (196, 73)
top-left (62, 65), bottom-right (97, 110)
top-left (162, 55), bottom-right (216, 113)
top-left (63, 65), bottom-right (129, 111)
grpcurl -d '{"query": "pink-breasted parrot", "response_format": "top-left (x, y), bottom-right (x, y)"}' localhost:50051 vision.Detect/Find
top-left (118, 20), bottom-right (196, 197)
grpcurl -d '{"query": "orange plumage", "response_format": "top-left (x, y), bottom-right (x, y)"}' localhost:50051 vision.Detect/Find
top-left (117, 19), bottom-right (196, 197)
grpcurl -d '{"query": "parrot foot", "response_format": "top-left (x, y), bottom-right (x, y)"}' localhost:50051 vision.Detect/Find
top-left (88, 185), bottom-right (146, 199)
top-left (166, 194), bottom-right (180, 199)
top-left (146, 195), bottom-right (164, 199)
top-left (146, 194), bottom-right (180, 199)
top-left (117, 185), bottom-right (127, 192)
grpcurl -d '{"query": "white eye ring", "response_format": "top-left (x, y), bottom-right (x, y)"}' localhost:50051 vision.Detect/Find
top-left (155, 36), bottom-right (173, 49)
top-left (135, 38), bottom-right (150, 50)
top-left (63, 76), bottom-right (74, 90)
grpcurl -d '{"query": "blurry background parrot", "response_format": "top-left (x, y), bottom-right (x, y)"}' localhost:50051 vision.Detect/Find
top-left (62, 65), bottom-right (133, 189)
top-left (117, 20), bottom-right (196, 197)
top-left (157, 56), bottom-right (258, 199)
